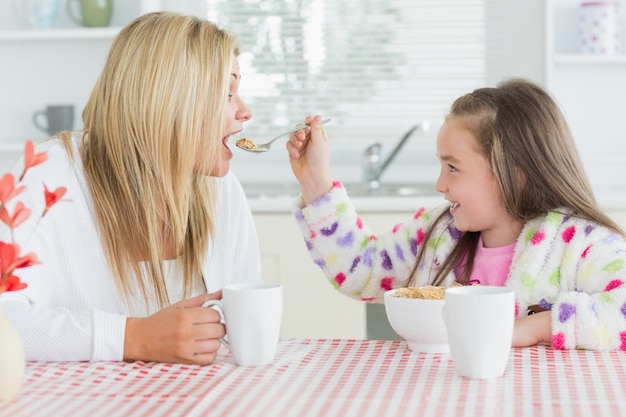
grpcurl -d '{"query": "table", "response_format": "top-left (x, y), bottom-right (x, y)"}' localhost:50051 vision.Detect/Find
top-left (2, 339), bottom-right (626, 417)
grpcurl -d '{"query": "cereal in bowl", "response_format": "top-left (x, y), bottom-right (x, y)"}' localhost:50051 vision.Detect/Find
top-left (394, 283), bottom-right (462, 300)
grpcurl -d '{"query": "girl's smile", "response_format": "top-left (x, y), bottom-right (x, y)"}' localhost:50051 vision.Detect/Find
top-left (435, 117), bottom-right (522, 248)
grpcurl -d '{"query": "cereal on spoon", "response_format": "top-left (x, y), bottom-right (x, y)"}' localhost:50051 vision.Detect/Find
top-left (236, 137), bottom-right (257, 149)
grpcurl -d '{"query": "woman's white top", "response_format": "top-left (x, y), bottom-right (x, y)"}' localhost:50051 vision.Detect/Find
top-left (0, 133), bottom-right (262, 361)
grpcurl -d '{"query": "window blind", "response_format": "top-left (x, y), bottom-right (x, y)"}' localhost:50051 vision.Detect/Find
top-left (205, 0), bottom-right (486, 147)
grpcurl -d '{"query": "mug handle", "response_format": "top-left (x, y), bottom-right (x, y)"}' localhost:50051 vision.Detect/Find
top-left (66, 0), bottom-right (83, 25)
top-left (32, 110), bottom-right (48, 133)
top-left (201, 299), bottom-right (229, 347)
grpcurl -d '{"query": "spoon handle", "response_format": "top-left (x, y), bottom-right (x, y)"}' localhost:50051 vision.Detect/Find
top-left (267, 118), bottom-right (331, 145)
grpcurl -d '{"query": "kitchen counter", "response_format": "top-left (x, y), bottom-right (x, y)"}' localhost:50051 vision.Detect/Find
top-left (246, 188), bottom-right (626, 214)
top-left (248, 193), bottom-right (446, 213)
top-left (243, 180), bottom-right (445, 213)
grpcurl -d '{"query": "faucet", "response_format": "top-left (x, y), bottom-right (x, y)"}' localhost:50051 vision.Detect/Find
top-left (363, 120), bottom-right (430, 190)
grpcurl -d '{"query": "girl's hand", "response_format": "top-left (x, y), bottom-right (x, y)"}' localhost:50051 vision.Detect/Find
top-left (124, 291), bottom-right (224, 365)
top-left (512, 311), bottom-right (552, 347)
top-left (286, 115), bottom-right (333, 205)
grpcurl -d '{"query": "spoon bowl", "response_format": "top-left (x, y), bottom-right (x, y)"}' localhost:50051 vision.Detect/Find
top-left (236, 118), bottom-right (331, 153)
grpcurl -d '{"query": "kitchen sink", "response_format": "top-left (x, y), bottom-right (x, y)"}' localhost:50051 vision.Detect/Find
top-left (242, 182), bottom-right (438, 198)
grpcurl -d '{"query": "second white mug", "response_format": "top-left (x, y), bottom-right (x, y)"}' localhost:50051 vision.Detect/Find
top-left (203, 282), bottom-right (282, 366)
top-left (442, 286), bottom-right (515, 379)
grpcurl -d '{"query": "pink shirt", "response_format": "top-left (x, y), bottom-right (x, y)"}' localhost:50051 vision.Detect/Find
top-left (454, 236), bottom-right (516, 286)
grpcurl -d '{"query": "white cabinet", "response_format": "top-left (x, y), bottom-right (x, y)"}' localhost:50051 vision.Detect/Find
top-left (0, 1), bottom-right (144, 145)
top-left (545, 0), bottom-right (626, 195)
top-left (254, 211), bottom-right (417, 340)
top-left (0, 30), bottom-right (119, 145)
top-left (253, 213), bottom-right (365, 339)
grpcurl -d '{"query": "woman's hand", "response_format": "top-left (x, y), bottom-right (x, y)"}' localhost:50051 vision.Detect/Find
top-left (286, 115), bottom-right (333, 205)
top-left (512, 311), bottom-right (552, 347)
top-left (124, 291), bottom-right (224, 365)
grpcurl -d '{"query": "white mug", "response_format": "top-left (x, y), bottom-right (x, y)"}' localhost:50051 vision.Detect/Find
top-left (442, 286), bottom-right (515, 379)
top-left (202, 282), bottom-right (282, 366)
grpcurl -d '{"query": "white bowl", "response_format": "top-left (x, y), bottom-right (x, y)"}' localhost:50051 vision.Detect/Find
top-left (383, 289), bottom-right (449, 353)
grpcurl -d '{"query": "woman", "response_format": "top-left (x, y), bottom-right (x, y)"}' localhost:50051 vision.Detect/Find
top-left (0, 12), bottom-right (260, 365)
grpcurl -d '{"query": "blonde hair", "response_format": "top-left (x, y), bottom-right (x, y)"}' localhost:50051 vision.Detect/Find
top-left (414, 78), bottom-right (624, 286)
top-left (61, 12), bottom-right (240, 309)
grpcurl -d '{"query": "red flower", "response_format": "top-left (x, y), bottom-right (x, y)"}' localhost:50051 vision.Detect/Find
top-left (0, 140), bottom-right (63, 294)
top-left (0, 201), bottom-right (31, 229)
top-left (0, 174), bottom-right (25, 205)
top-left (19, 140), bottom-right (47, 181)
top-left (0, 275), bottom-right (27, 293)
top-left (0, 242), bottom-right (40, 278)
top-left (42, 184), bottom-right (67, 217)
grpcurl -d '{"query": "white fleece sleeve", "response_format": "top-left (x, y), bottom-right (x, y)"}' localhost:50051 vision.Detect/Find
top-left (1, 293), bottom-right (126, 362)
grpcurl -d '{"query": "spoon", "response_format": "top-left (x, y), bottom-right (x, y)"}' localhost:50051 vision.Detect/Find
top-left (236, 118), bottom-right (331, 153)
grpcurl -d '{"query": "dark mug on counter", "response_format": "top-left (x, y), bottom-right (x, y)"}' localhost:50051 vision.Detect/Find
top-left (33, 104), bottom-right (75, 137)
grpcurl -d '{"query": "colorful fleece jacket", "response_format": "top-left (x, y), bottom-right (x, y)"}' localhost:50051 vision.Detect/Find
top-left (292, 181), bottom-right (626, 351)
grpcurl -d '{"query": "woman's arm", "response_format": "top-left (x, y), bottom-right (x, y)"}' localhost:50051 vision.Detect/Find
top-left (124, 292), bottom-right (224, 365)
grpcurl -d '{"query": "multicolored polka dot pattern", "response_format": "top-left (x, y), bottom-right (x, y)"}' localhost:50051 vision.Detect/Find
top-left (293, 181), bottom-right (626, 351)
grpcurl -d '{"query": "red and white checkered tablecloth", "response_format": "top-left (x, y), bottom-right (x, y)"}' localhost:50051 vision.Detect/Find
top-left (1, 339), bottom-right (626, 417)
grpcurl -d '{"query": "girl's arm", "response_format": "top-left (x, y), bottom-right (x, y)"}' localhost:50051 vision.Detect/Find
top-left (512, 311), bottom-right (551, 347)
top-left (287, 115), bottom-right (334, 205)
top-left (292, 182), bottom-right (454, 302)
top-left (550, 225), bottom-right (626, 350)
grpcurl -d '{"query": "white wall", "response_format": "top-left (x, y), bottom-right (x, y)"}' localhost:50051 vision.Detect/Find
top-left (485, 0), bottom-right (544, 85)
top-left (0, 1), bottom-right (140, 146)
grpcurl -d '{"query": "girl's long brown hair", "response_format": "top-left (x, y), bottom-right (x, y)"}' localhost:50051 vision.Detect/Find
top-left (412, 79), bottom-right (624, 286)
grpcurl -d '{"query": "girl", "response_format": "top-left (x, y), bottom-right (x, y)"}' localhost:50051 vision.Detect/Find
top-left (0, 12), bottom-right (261, 364)
top-left (287, 79), bottom-right (626, 351)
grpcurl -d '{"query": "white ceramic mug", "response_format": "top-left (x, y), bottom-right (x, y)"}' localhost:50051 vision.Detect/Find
top-left (202, 282), bottom-right (282, 366)
top-left (442, 286), bottom-right (515, 379)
